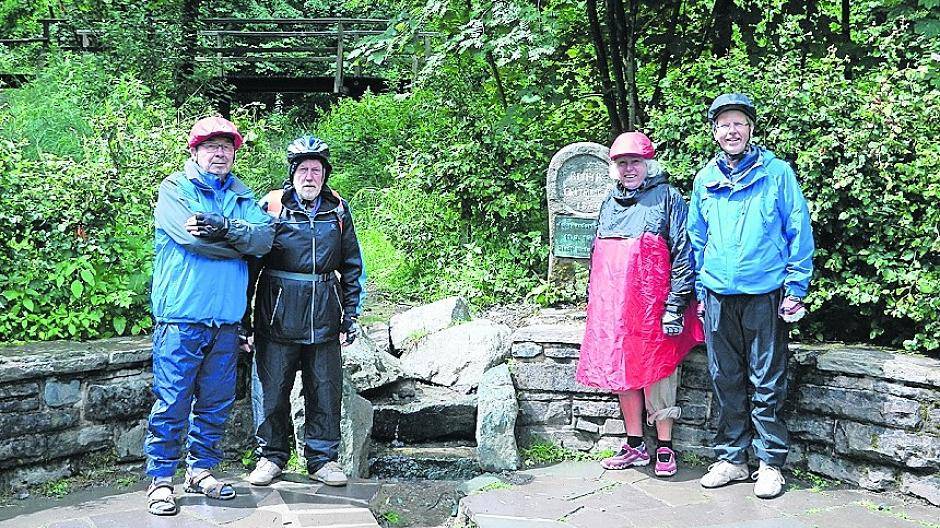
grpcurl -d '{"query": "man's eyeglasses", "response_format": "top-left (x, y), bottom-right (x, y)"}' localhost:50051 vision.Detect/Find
top-left (199, 142), bottom-right (235, 153)
top-left (714, 121), bottom-right (751, 133)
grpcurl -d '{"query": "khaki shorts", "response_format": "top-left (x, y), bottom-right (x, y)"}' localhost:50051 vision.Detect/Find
top-left (643, 367), bottom-right (681, 424)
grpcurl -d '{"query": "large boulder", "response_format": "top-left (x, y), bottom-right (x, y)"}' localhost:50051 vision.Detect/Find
top-left (399, 319), bottom-right (511, 391)
top-left (290, 370), bottom-right (373, 478)
top-left (476, 364), bottom-right (520, 471)
top-left (371, 383), bottom-right (477, 442)
top-left (342, 332), bottom-right (405, 393)
top-left (389, 296), bottom-right (470, 353)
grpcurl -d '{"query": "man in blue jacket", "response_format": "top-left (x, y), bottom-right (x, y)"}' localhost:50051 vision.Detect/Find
top-left (688, 94), bottom-right (814, 499)
top-left (145, 116), bottom-right (274, 516)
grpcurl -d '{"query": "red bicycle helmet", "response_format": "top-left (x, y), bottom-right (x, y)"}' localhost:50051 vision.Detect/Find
top-left (609, 132), bottom-right (655, 160)
top-left (188, 116), bottom-right (244, 150)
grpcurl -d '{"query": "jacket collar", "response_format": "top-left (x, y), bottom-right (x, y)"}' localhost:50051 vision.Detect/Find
top-left (703, 146), bottom-right (769, 193)
top-left (281, 182), bottom-right (341, 216)
top-left (611, 171), bottom-right (667, 205)
top-left (184, 160), bottom-right (252, 196)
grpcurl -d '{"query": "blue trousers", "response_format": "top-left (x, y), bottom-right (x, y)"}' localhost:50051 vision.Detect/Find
top-left (704, 289), bottom-right (790, 467)
top-left (145, 322), bottom-right (238, 477)
top-left (252, 338), bottom-right (342, 472)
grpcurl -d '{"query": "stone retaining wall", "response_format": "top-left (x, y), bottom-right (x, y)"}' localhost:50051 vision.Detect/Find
top-left (510, 320), bottom-right (940, 506)
top-left (0, 337), bottom-right (253, 488)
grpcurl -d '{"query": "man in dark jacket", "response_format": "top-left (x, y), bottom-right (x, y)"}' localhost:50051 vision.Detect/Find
top-left (245, 135), bottom-right (363, 487)
top-left (146, 116), bottom-right (274, 516)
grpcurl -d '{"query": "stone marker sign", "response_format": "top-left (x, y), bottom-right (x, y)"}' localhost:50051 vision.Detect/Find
top-left (546, 142), bottom-right (613, 282)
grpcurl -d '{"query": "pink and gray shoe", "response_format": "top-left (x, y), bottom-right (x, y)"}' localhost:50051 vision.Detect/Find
top-left (601, 443), bottom-right (650, 470)
top-left (654, 447), bottom-right (678, 477)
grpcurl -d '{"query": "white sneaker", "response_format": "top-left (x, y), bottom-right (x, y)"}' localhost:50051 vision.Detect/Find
top-left (310, 461), bottom-right (348, 486)
top-left (248, 457), bottom-right (282, 486)
top-left (752, 461), bottom-right (785, 499)
top-left (700, 460), bottom-right (750, 488)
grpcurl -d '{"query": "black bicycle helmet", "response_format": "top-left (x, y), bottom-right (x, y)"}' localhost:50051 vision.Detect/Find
top-left (287, 135), bottom-right (332, 176)
top-left (707, 93), bottom-right (757, 124)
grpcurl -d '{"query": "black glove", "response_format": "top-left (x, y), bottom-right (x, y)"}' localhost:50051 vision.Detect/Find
top-left (662, 307), bottom-right (684, 336)
top-left (193, 213), bottom-right (230, 241)
top-left (340, 315), bottom-right (360, 345)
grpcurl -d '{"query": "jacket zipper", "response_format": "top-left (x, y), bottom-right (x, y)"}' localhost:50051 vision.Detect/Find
top-left (270, 287), bottom-right (283, 326)
top-left (310, 212), bottom-right (316, 343)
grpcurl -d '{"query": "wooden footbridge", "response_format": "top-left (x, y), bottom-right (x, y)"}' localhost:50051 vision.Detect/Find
top-left (0, 17), bottom-right (432, 100)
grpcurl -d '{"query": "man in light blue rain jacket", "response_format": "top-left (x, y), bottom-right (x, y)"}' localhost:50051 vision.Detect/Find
top-left (145, 116), bottom-right (274, 516)
top-left (688, 94), bottom-right (814, 500)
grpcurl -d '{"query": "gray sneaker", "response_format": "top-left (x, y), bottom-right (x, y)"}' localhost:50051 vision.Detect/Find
top-left (310, 461), bottom-right (348, 486)
top-left (248, 457), bottom-right (282, 486)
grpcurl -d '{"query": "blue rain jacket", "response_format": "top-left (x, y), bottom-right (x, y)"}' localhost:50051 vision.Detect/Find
top-left (688, 146), bottom-right (814, 300)
top-left (151, 160), bottom-right (274, 325)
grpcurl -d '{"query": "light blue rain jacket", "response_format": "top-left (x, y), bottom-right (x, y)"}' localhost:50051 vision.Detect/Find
top-left (687, 147), bottom-right (814, 300)
top-left (151, 160), bottom-right (274, 325)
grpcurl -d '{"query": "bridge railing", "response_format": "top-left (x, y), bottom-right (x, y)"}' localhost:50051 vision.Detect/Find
top-left (1, 17), bottom-right (433, 94)
top-left (196, 18), bottom-right (433, 93)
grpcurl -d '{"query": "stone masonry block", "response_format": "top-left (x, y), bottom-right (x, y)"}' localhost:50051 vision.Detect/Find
top-left (511, 324), bottom-right (585, 345)
top-left (788, 413), bottom-right (836, 445)
top-left (806, 451), bottom-right (898, 491)
top-left (572, 399), bottom-right (620, 418)
top-left (518, 425), bottom-right (594, 452)
top-left (0, 382), bottom-right (39, 399)
top-left (679, 350), bottom-right (710, 390)
top-left (574, 418), bottom-right (599, 434)
top-left (835, 421), bottom-right (939, 469)
top-left (0, 399), bottom-right (40, 413)
top-left (0, 410), bottom-right (79, 440)
top-left (797, 384), bottom-right (922, 429)
top-left (816, 348), bottom-right (940, 387)
top-left (43, 379), bottom-right (81, 407)
top-left (511, 362), bottom-right (604, 394)
top-left (518, 399), bottom-right (571, 426)
top-left (86, 380), bottom-right (153, 421)
top-left (602, 418), bottom-right (625, 435)
top-left (45, 426), bottom-right (113, 459)
top-left (512, 342), bottom-right (542, 359)
top-left (900, 472), bottom-right (940, 506)
top-left (543, 345), bottom-right (580, 360)
top-left (0, 434), bottom-right (46, 468)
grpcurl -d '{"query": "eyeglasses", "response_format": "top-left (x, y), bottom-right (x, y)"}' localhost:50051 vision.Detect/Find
top-left (714, 121), bottom-right (751, 133)
top-left (199, 142), bottom-right (235, 153)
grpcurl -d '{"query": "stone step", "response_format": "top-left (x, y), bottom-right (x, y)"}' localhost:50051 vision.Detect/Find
top-left (370, 383), bottom-right (477, 442)
top-left (369, 442), bottom-right (481, 481)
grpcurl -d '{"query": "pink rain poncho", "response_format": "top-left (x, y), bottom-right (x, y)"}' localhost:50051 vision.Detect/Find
top-left (577, 175), bottom-right (704, 391)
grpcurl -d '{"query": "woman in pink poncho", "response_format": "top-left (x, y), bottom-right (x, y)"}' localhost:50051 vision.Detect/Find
top-left (577, 131), bottom-right (704, 477)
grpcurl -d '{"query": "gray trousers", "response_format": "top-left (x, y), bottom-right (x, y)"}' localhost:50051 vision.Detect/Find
top-left (704, 289), bottom-right (789, 467)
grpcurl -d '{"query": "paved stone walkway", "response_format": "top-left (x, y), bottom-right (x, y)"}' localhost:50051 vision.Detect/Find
top-left (1, 462), bottom-right (937, 528)
top-left (459, 462), bottom-right (940, 528)
top-left (0, 474), bottom-right (381, 528)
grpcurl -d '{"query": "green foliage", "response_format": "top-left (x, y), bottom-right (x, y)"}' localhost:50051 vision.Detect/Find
top-left (40, 478), bottom-right (71, 498)
top-left (519, 437), bottom-right (612, 466)
top-left (475, 481), bottom-right (512, 493)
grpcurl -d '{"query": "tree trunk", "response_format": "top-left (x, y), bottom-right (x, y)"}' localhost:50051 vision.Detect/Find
top-left (620, 0), bottom-right (643, 129)
top-left (710, 0), bottom-right (733, 57)
top-left (842, 0), bottom-right (853, 79)
top-left (606, 0), bottom-right (629, 131)
top-left (649, 0), bottom-right (682, 110)
top-left (175, 0), bottom-right (200, 107)
top-left (586, 0), bottom-right (622, 136)
top-left (484, 50), bottom-right (508, 109)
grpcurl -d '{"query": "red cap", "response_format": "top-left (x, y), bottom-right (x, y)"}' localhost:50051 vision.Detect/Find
top-left (188, 116), bottom-right (244, 150)
top-left (609, 131), bottom-right (654, 160)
